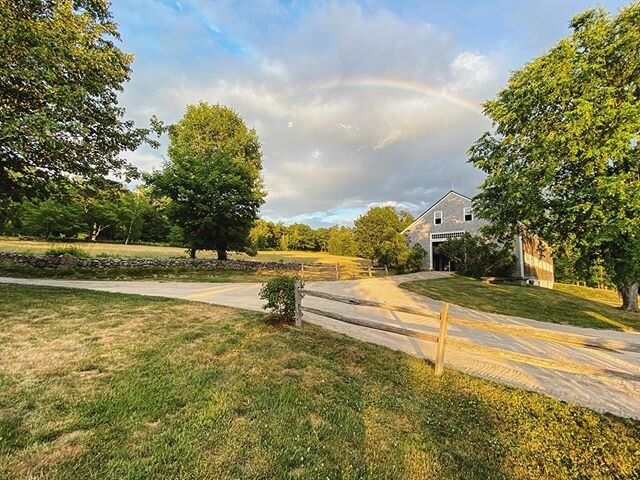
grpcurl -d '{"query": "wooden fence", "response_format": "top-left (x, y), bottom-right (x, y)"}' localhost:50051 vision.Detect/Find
top-left (299, 263), bottom-right (388, 280)
top-left (292, 283), bottom-right (640, 379)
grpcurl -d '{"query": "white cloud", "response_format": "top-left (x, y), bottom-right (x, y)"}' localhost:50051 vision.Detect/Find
top-left (260, 57), bottom-right (288, 79)
top-left (450, 52), bottom-right (495, 91)
top-left (373, 130), bottom-right (404, 151)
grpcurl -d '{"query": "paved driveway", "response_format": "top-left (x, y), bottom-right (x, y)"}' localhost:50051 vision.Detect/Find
top-left (2, 274), bottom-right (639, 419)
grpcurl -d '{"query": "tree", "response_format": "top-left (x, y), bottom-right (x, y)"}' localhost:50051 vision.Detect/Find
top-left (438, 234), bottom-right (516, 278)
top-left (146, 103), bottom-right (265, 259)
top-left (314, 227), bottom-right (331, 252)
top-left (249, 219), bottom-right (275, 250)
top-left (327, 226), bottom-right (357, 256)
top-left (66, 179), bottom-right (120, 242)
top-left (287, 223), bottom-right (316, 250)
top-left (20, 198), bottom-right (86, 238)
top-left (353, 206), bottom-right (414, 265)
top-left (113, 188), bottom-right (152, 245)
top-left (469, 4), bottom-right (640, 311)
top-left (0, 0), bottom-right (157, 205)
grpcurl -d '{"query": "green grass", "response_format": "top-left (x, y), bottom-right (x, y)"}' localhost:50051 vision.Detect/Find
top-left (400, 276), bottom-right (640, 332)
top-left (0, 284), bottom-right (638, 479)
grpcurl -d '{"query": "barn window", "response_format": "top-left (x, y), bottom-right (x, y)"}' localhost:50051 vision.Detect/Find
top-left (464, 207), bottom-right (473, 222)
top-left (434, 211), bottom-right (442, 225)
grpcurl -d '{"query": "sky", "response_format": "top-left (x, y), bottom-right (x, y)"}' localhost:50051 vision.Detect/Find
top-left (112, 0), bottom-right (628, 226)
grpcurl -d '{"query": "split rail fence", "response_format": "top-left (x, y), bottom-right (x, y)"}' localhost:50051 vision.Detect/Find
top-left (299, 263), bottom-right (388, 280)
top-left (292, 283), bottom-right (640, 379)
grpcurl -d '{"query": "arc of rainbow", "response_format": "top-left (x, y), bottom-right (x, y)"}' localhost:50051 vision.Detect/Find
top-left (312, 77), bottom-right (484, 116)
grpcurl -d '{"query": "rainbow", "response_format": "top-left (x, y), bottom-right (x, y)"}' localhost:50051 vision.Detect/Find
top-left (312, 77), bottom-right (484, 116)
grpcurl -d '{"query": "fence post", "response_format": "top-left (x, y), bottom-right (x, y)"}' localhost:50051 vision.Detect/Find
top-left (384, 265), bottom-right (389, 276)
top-left (294, 281), bottom-right (303, 328)
top-left (335, 263), bottom-right (339, 280)
top-left (368, 265), bottom-right (372, 277)
top-left (300, 263), bottom-right (305, 279)
top-left (434, 302), bottom-right (449, 376)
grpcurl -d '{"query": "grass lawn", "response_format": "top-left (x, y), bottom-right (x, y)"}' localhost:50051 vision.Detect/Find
top-left (0, 237), bottom-right (367, 265)
top-left (0, 285), bottom-right (638, 479)
top-left (400, 276), bottom-right (640, 332)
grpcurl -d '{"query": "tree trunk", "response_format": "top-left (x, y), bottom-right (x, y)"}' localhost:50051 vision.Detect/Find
top-left (217, 249), bottom-right (228, 260)
top-left (91, 223), bottom-right (108, 242)
top-left (620, 283), bottom-right (639, 312)
top-left (189, 248), bottom-right (197, 259)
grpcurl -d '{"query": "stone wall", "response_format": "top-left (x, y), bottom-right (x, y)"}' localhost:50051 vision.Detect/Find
top-left (0, 251), bottom-right (301, 271)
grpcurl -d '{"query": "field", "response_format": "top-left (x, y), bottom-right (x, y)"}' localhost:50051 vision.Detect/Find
top-left (0, 284), bottom-right (638, 479)
top-left (0, 238), bottom-right (371, 282)
top-left (400, 276), bottom-right (640, 332)
top-left (0, 237), bottom-right (367, 265)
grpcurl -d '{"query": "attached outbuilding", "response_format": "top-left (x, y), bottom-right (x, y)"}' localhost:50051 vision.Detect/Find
top-left (402, 190), bottom-right (555, 288)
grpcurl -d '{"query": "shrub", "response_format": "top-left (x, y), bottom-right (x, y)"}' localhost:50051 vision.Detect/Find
top-left (259, 275), bottom-right (302, 321)
top-left (404, 243), bottom-right (426, 273)
top-left (44, 245), bottom-right (90, 258)
top-left (439, 233), bottom-right (515, 278)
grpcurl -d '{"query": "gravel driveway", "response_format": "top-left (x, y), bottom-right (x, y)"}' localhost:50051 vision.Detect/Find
top-left (2, 273), bottom-right (639, 419)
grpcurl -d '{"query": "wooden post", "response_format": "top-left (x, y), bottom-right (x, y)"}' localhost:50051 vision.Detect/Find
top-left (300, 263), bottom-right (305, 279)
top-left (335, 263), bottom-right (339, 280)
top-left (384, 265), bottom-right (389, 276)
top-left (368, 265), bottom-right (372, 277)
top-left (294, 281), bottom-right (303, 328)
top-left (434, 302), bottom-right (449, 376)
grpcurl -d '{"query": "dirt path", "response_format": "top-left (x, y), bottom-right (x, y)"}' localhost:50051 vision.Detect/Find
top-left (2, 274), bottom-right (639, 419)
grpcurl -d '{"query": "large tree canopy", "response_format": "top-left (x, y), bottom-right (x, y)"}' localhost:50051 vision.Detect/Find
top-left (469, 3), bottom-right (640, 311)
top-left (146, 102), bottom-right (265, 259)
top-left (0, 0), bottom-right (154, 205)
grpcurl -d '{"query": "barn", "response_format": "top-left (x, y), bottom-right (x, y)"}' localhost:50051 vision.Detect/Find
top-left (402, 190), bottom-right (555, 288)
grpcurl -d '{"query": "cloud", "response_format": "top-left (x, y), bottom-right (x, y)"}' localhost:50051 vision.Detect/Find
top-left (114, 0), bottom-right (515, 225)
top-left (450, 52), bottom-right (494, 89)
top-left (373, 130), bottom-right (404, 151)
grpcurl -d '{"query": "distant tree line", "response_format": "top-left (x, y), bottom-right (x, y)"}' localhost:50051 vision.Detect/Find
top-left (2, 189), bottom-right (423, 266)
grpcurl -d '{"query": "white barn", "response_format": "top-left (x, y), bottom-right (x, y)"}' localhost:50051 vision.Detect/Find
top-left (402, 190), bottom-right (555, 288)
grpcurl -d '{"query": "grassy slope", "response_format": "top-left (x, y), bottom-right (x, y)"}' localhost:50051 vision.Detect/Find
top-left (0, 284), bottom-right (637, 479)
top-left (400, 276), bottom-right (640, 332)
top-left (0, 238), bottom-right (366, 265)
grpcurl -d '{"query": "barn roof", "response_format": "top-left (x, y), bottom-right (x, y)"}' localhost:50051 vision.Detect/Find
top-left (402, 190), bottom-right (472, 233)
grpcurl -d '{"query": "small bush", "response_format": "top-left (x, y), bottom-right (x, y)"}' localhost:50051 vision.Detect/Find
top-left (259, 275), bottom-right (302, 321)
top-left (44, 245), bottom-right (90, 258)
